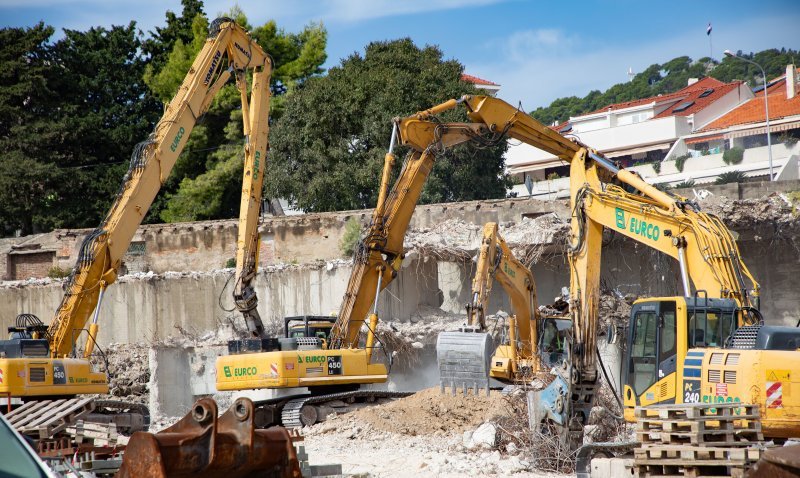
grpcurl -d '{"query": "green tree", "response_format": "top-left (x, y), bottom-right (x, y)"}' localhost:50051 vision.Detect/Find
top-left (45, 23), bottom-right (161, 230)
top-left (157, 11), bottom-right (327, 222)
top-left (530, 49), bottom-right (798, 125)
top-left (141, 0), bottom-right (205, 74)
top-left (0, 24), bottom-right (60, 233)
top-left (715, 170), bottom-right (747, 185)
top-left (0, 21), bottom-right (160, 235)
top-left (266, 38), bottom-right (509, 213)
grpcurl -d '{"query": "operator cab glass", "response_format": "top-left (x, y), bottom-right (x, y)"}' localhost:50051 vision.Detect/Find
top-left (290, 325), bottom-right (332, 341)
top-left (538, 317), bottom-right (570, 367)
top-left (624, 297), bottom-right (739, 407)
top-left (627, 301), bottom-right (676, 398)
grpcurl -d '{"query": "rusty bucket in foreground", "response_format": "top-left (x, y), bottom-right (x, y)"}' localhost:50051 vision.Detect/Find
top-left (117, 397), bottom-right (301, 478)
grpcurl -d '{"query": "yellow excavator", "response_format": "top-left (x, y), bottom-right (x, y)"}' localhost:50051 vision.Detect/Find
top-left (0, 18), bottom-right (272, 428)
top-left (413, 95), bottom-right (800, 447)
top-left (438, 222), bottom-right (569, 392)
top-left (215, 95), bottom-right (518, 427)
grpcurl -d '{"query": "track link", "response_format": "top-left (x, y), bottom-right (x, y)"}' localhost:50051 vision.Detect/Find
top-left (280, 390), bottom-right (414, 428)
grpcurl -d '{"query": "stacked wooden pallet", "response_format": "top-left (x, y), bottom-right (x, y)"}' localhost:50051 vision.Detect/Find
top-left (66, 419), bottom-right (130, 447)
top-left (6, 397), bottom-right (95, 439)
top-left (634, 403), bottom-right (766, 478)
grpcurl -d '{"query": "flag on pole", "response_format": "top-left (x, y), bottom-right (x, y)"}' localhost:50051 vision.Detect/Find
top-left (707, 23), bottom-right (712, 35)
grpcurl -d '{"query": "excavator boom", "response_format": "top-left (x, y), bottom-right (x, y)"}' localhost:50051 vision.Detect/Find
top-left (47, 18), bottom-right (272, 358)
top-left (2, 18), bottom-right (272, 403)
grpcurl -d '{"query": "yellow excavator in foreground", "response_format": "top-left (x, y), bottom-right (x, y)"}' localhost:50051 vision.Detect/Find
top-left (416, 95), bottom-right (800, 448)
top-left (0, 18), bottom-right (272, 429)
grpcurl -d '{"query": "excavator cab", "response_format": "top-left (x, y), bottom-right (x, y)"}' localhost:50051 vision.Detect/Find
top-left (622, 297), bottom-right (739, 417)
top-left (285, 316), bottom-right (336, 342)
top-left (538, 317), bottom-right (571, 369)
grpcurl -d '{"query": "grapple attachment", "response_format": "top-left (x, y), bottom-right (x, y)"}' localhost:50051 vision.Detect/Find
top-left (436, 330), bottom-right (494, 395)
top-left (117, 397), bottom-right (301, 478)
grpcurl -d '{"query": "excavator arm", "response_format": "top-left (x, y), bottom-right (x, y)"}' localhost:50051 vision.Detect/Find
top-left (376, 95), bottom-right (760, 443)
top-left (48, 18), bottom-right (273, 357)
top-left (329, 108), bottom-right (483, 349)
top-left (467, 223), bottom-right (539, 356)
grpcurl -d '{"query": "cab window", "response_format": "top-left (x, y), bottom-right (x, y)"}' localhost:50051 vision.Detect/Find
top-left (630, 311), bottom-right (657, 395)
top-left (688, 309), bottom-right (736, 347)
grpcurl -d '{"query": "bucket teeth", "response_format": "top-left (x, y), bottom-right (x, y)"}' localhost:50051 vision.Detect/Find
top-left (436, 331), bottom-right (494, 396)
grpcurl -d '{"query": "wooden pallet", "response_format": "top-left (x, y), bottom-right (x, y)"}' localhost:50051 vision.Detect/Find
top-left (66, 420), bottom-right (129, 447)
top-left (6, 397), bottom-right (95, 439)
top-left (635, 445), bottom-right (763, 463)
top-left (636, 428), bottom-right (763, 446)
top-left (634, 444), bottom-right (763, 478)
top-left (634, 403), bottom-right (759, 421)
top-left (635, 462), bottom-right (745, 478)
top-left (635, 403), bottom-right (763, 446)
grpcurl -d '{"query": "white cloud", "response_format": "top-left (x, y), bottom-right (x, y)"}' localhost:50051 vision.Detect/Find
top-left (318, 0), bottom-right (506, 23)
top-left (503, 28), bottom-right (577, 61)
top-left (469, 14), bottom-right (800, 112)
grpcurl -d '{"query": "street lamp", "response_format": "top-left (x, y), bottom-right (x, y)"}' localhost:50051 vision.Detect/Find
top-left (724, 50), bottom-right (773, 181)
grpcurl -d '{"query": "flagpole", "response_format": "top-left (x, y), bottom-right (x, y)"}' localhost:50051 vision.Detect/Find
top-left (709, 33), bottom-right (713, 60)
top-left (707, 23), bottom-right (713, 59)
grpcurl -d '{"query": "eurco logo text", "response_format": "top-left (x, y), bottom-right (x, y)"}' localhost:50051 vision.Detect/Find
top-left (204, 50), bottom-right (222, 85)
top-left (614, 208), bottom-right (660, 241)
top-left (170, 127), bottom-right (185, 152)
top-left (223, 366), bottom-right (257, 378)
top-left (303, 355), bottom-right (326, 364)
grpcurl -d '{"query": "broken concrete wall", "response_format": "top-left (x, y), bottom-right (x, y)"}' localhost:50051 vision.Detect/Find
top-left (1, 197), bottom-right (571, 280)
top-left (4, 179), bottom-right (798, 280)
top-left (2, 232), bottom-right (797, 347)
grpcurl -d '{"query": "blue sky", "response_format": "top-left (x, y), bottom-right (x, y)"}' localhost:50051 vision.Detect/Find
top-left (2, 0), bottom-right (798, 109)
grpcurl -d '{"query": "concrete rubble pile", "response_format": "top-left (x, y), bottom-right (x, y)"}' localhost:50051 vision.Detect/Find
top-left (702, 192), bottom-right (800, 237)
top-left (302, 387), bottom-right (543, 476)
top-left (97, 342), bottom-right (150, 404)
top-left (403, 213), bottom-right (570, 262)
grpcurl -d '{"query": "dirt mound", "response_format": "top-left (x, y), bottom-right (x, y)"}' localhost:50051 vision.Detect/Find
top-left (352, 387), bottom-right (511, 436)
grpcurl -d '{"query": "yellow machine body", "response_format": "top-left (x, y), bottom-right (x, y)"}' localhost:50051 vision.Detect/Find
top-left (621, 296), bottom-right (800, 438)
top-left (215, 349), bottom-right (387, 391)
top-left (0, 358), bottom-right (108, 397)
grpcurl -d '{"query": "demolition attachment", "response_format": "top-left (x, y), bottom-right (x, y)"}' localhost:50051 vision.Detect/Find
top-left (118, 397), bottom-right (302, 478)
top-left (436, 329), bottom-right (493, 395)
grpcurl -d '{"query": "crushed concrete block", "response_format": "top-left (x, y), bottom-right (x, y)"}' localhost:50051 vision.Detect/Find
top-left (468, 422), bottom-right (497, 449)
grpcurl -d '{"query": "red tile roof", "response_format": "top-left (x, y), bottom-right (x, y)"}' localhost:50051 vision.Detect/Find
top-left (461, 73), bottom-right (499, 86)
top-left (580, 77), bottom-right (727, 117)
top-left (653, 80), bottom-right (742, 118)
top-left (700, 77), bottom-right (800, 131)
top-left (756, 76), bottom-right (786, 97)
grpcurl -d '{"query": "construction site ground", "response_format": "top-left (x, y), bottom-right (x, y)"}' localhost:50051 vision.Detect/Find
top-left (5, 191), bottom-right (799, 476)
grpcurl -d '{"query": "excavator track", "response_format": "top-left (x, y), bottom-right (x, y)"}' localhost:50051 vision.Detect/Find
top-left (281, 390), bottom-right (413, 428)
top-left (263, 390), bottom-right (414, 428)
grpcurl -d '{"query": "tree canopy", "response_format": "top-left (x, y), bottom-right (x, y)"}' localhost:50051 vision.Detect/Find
top-left (153, 6), bottom-right (328, 222)
top-left (266, 38), bottom-right (509, 213)
top-left (0, 22), bottom-right (159, 235)
top-left (530, 49), bottom-right (799, 126)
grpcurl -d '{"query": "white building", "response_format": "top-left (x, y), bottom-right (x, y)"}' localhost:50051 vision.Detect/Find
top-left (508, 77), bottom-right (758, 198)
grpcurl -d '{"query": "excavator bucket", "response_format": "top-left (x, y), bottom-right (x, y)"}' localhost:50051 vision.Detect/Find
top-left (117, 397), bottom-right (301, 478)
top-left (436, 330), bottom-right (494, 395)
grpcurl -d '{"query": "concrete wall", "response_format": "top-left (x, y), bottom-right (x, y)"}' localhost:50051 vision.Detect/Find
top-left (2, 231), bottom-right (797, 349)
top-left (1, 196), bottom-right (570, 280)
